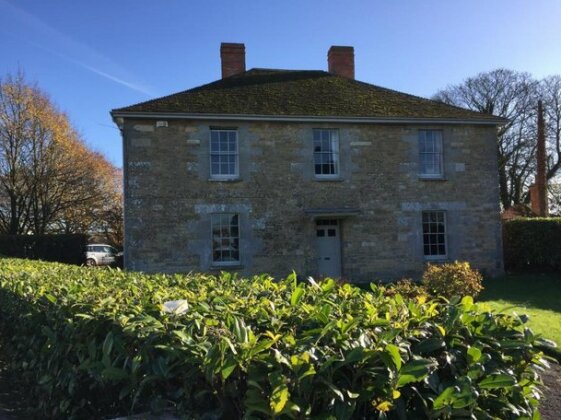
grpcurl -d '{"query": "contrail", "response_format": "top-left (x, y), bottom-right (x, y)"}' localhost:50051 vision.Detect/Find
top-left (76, 62), bottom-right (155, 96)
top-left (0, 0), bottom-right (157, 97)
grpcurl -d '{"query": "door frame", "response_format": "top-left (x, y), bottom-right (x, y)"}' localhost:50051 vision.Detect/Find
top-left (315, 218), bottom-right (343, 278)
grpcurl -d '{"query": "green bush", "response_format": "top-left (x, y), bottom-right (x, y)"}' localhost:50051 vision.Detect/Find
top-left (503, 218), bottom-right (561, 272)
top-left (0, 234), bottom-right (87, 265)
top-left (422, 261), bottom-right (484, 299)
top-left (0, 259), bottom-right (551, 419)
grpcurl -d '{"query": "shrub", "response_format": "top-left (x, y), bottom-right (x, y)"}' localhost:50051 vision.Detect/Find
top-left (383, 278), bottom-right (427, 300)
top-left (0, 234), bottom-right (87, 265)
top-left (503, 218), bottom-right (561, 272)
top-left (422, 261), bottom-right (484, 299)
top-left (0, 259), bottom-right (550, 418)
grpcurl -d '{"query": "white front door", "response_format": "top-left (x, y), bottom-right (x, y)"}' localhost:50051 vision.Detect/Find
top-left (316, 219), bottom-right (342, 278)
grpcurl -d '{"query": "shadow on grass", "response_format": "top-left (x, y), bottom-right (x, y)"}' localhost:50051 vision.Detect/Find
top-left (479, 273), bottom-right (561, 313)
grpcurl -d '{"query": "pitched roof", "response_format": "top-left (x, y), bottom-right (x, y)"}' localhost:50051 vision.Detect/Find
top-left (112, 69), bottom-right (505, 123)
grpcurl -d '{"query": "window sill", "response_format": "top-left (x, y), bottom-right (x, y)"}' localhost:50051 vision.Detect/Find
top-left (418, 175), bottom-right (446, 182)
top-left (208, 177), bottom-right (242, 183)
top-left (314, 177), bottom-right (344, 182)
top-left (210, 264), bottom-right (244, 271)
top-left (424, 256), bottom-right (448, 262)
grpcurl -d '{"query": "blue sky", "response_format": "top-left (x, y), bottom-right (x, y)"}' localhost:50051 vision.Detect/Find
top-left (1, 0), bottom-right (560, 167)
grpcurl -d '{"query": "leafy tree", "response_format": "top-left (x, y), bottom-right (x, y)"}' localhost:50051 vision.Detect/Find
top-left (0, 71), bottom-right (122, 244)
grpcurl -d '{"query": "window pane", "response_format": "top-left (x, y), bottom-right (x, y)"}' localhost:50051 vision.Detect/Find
top-left (314, 154), bottom-right (321, 165)
top-left (218, 214), bottom-right (229, 226)
top-left (313, 130), bottom-right (321, 141)
top-left (227, 137), bottom-right (235, 152)
top-left (419, 138), bottom-right (426, 153)
top-left (329, 138), bottom-right (337, 153)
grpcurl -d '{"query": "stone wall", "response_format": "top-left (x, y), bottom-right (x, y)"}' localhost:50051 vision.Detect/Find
top-left (121, 119), bottom-right (503, 282)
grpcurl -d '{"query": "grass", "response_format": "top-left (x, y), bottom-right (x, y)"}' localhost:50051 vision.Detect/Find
top-left (479, 273), bottom-right (561, 358)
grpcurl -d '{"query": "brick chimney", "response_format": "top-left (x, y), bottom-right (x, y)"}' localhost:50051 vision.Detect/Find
top-left (328, 46), bottom-right (354, 79)
top-left (220, 43), bottom-right (245, 78)
top-left (529, 184), bottom-right (541, 215)
top-left (532, 99), bottom-right (549, 216)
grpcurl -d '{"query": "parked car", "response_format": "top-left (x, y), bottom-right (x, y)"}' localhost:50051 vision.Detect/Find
top-left (85, 244), bottom-right (121, 266)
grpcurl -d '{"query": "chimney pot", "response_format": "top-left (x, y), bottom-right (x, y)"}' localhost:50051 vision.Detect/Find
top-left (220, 43), bottom-right (245, 79)
top-left (328, 46), bottom-right (355, 79)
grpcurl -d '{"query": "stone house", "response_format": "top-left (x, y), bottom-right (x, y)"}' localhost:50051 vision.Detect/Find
top-left (111, 43), bottom-right (506, 282)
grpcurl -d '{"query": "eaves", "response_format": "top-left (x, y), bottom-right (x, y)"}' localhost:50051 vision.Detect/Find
top-left (110, 111), bottom-right (508, 127)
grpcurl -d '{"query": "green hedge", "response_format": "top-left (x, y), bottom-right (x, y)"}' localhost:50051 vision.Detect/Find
top-left (0, 234), bottom-right (87, 265)
top-left (503, 218), bottom-right (561, 271)
top-left (0, 259), bottom-right (551, 418)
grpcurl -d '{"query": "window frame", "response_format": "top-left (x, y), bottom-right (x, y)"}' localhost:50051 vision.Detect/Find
top-left (422, 210), bottom-right (448, 260)
top-left (313, 129), bottom-right (340, 179)
top-left (418, 129), bottom-right (444, 179)
top-left (209, 129), bottom-right (239, 180)
top-left (210, 213), bottom-right (241, 267)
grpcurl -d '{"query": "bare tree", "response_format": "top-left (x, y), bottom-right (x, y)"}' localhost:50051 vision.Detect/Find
top-left (540, 75), bottom-right (561, 180)
top-left (433, 69), bottom-right (540, 209)
top-left (0, 71), bottom-right (42, 233)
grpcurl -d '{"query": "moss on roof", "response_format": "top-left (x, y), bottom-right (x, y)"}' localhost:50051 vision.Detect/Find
top-left (113, 69), bottom-right (503, 121)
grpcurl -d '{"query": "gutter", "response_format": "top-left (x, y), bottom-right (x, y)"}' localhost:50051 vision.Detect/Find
top-left (110, 111), bottom-right (507, 127)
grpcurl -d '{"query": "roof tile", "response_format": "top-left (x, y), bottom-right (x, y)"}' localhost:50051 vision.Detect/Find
top-left (113, 69), bottom-right (504, 122)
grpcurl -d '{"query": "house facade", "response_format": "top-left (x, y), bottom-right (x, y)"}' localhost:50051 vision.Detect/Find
top-left (112, 43), bottom-right (505, 282)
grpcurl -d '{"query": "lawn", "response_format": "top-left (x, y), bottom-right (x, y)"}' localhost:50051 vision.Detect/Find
top-left (479, 273), bottom-right (561, 358)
